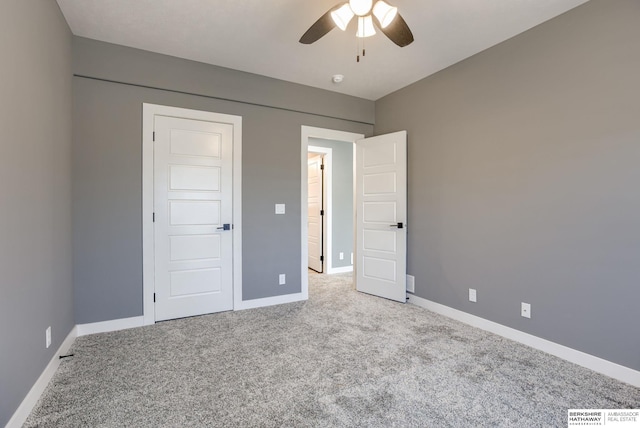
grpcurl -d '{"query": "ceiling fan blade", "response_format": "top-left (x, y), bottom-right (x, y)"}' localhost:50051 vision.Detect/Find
top-left (376, 13), bottom-right (414, 47)
top-left (299, 4), bottom-right (342, 44)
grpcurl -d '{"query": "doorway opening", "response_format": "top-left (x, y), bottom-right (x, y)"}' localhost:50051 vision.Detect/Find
top-left (301, 126), bottom-right (363, 296)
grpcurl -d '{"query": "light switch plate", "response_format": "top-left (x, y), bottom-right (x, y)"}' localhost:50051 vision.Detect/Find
top-left (521, 302), bottom-right (531, 318)
top-left (275, 204), bottom-right (285, 214)
top-left (469, 289), bottom-right (477, 302)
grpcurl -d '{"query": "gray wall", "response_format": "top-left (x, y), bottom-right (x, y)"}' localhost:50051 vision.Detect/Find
top-left (72, 38), bottom-right (374, 126)
top-left (375, 0), bottom-right (640, 370)
top-left (309, 138), bottom-right (354, 270)
top-left (73, 38), bottom-right (374, 323)
top-left (0, 2), bottom-right (73, 426)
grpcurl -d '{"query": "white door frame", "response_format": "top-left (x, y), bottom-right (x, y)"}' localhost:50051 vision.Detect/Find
top-left (308, 146), bottom-right (331, 273)
top-left (301, 126), bottom-right (364, 292)
top-left (142, 103), bottom-right (242, 325)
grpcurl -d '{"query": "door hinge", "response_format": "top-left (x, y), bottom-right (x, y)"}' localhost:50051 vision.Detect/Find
top-left (153, 293), bottom-right (156, 303)
top-left (320, 255), bottom-right (324, 262)
top-left (153, 213), bottom-right (155, 222)
top-left (152, 131), bottom-right (155, 142)
top-left (320, 164), bottom-right (324, 170)
top-left (320, 210), bottom-right (324, 216)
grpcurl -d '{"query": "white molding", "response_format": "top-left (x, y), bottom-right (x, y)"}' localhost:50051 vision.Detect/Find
top-left (302, 126), bottom-right (363, 294)
top-left (142, 104), bottom-right (156, 325)
top-left (76, 316), bottom-right (144, 337)
top-left (142, 104), bottom-right (242, 324)
top-left (308, 146), bottom-right (333, 273)
top-left (408, 294), bottom-right (640, 388)
top-left (230, 116), bottom-right (243, 311)
top-left (327, 265), bottom-right (353, 274)
top-left (6, 327), bottom-right (78, 428)
top-left (234, 291), bottom-right (307, 311)
top-left (142, 104), bottom-right (155, 325)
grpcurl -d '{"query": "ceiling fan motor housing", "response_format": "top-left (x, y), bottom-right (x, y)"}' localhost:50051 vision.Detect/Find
top-left (349, 0), bottom-right (373, 16)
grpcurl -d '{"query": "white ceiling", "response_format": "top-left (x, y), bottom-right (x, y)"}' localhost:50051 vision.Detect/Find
top-left (56, 0), bottom-right (589, 101)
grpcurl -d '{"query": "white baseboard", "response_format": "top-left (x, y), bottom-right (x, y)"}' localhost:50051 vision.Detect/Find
top-left (327, 266), bottom-right (353, 274)
top-left (76, 316), bottom-right (145, 337)
top-left (235, 292), bottom-right (307, 311)
top-left (6, 326), bottom-right (78, 428)
top-left (8, 316), bottom-right (146, 427)
top-left (407, 294), bottom-right (640, 388)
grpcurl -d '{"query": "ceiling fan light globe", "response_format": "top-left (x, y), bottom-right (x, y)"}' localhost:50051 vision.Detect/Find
top-left (373, 1), bottom-right (398, 28)
top-left (356, 15), bottom-right (376, 38)
top-left (349, 0), bottom-right (373, 16)
top-left (331, 4), bottom-right (355, 31)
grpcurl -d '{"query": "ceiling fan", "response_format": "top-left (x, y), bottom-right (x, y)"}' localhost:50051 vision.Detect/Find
top-left (300, 0), bottom-right (414, 48)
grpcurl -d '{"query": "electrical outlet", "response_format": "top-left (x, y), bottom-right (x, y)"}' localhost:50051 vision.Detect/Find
top-left (406, 275), bottom-right (415, 293)
top-left (45, 326), bottom-right (51, 349)
top-left (469, 288), bottom-right (477, 302)
top-left (279, 274), bottom-right (286, 285)
top-left (339, 252), bottom-right (344, 260)
top-left (275, 204), bottom-right (285, 214)
top-left (521, 302), bottom-right (531, 318)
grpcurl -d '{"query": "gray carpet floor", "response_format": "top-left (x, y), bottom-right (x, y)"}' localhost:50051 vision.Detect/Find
top-left (25, 272), bottom-right (640, 427)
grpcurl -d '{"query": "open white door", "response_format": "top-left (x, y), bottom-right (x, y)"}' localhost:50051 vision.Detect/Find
top-left (356, 131), bottom-right (407, 302)
top-left (308, 154), bottom-right (324, 272)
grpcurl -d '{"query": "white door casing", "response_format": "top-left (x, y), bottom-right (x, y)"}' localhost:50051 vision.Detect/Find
top-left (154, 116), bottom-right (233, 321)
top-left (355, 131), bottom-right (407, 302)
top-left (308, 154), bottom-right (323, 272)
top-left (143, 104), bottom-right (242, 325)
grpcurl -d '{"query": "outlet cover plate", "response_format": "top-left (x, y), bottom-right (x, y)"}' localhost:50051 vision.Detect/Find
top-left (279, 274), bottom-right (286, 285)
top-left (469, 288), bottom-right (477, 302)
top-left (406, 275), bottom-right (415, 293)
top-left (45, 326), bottom-right (51, 349)
top-left (521, 302), bottom-right (531, 318)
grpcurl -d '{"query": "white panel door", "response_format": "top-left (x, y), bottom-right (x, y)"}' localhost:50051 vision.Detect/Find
top-left (356, 131), bottom-right (407, 302)
top-left (308, 154), bottom-right (323, 272)
top-left (154, 116), bottom-right (233, 321)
